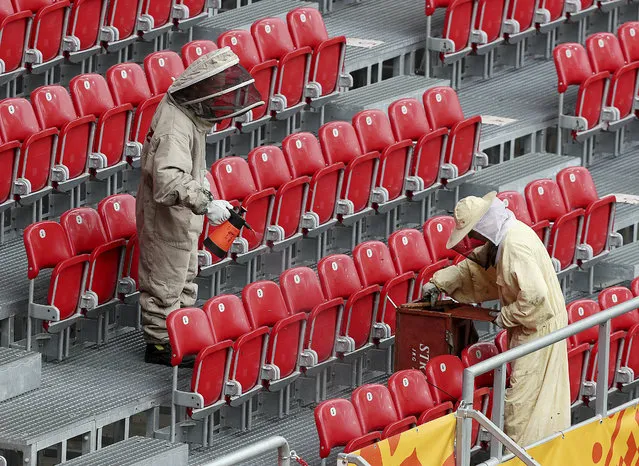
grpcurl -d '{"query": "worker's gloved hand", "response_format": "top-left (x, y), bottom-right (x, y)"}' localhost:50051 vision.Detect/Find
top-left (206, 200), bottom-right (233, 226)
top-left (421, 282), bottom-right (440, 301)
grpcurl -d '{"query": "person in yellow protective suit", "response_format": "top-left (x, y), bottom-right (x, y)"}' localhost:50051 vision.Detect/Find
top-left (421, 192), bottom-right (570, 447)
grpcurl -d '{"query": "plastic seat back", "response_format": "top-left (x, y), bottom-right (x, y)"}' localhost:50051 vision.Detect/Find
top-left (140, 0), bottom-right (172, 29)
top-left (388, 369), bottom-right (436, 418)
top-left (599, 287), bottom-right (639, 332)
top-left (442, 0), bottom-right (474, 53)
top-left (497, 191), bottom-right (533, 225)
top-left (424, 355), bottom-right (464, 404)
top-left (566, 299), bottom-right (600, 345)
top-left (204, 294), bottom-right (253, 341)
top-left (388, 98), bottom-right (431, 141)
top-left (388, 229), bottom-right (433, 273)
top-left (177, 0), bottom-right (206, 19)
top-left (495, 329), bottom-right (508, 352)
top-left (423, 86), bottom-right (465, 130)
top-left (218, 30), bottom-right (262, 70)
top-left (353, 241), bottom-right (397, 287)
top-left (0, 141), bottom-right (18, 204)
top-left (144, 51), bottom-right (185, 95)
top-left (280, 267), bottom-right (326, 314)
top-left (282, 132), bottom-right (327, 178)
top-left (107, 63), bottom-right (153, 107)
top-left (618, 22), bottom-right (639, 63)
top-left (252, 17), bottom-right (295, 61)
top-left (105, 0), bottom-right (140, 41)
top-left (474, 0), bottom-right (507, 44)
top-left (98, 193), bottom-right (136, 241)
top-left (287, 7), bottom-right (329, 49)
top-left (0, 5), bottom-right (31, 74)
top-left (423, 216), bottom-right (457, 261)
top-left (506, 0), bottom-right (536, 34)
top-left (315, 399), bottom-right (366, 459)
top-left (352, 384), bottom-right (399, 433)
top-left (242, 281), bottom-right (290, 328)
top-left (15, 0), bottom-right (67, 63)
top-left (461, 342), bottom-right (499, 388)
top-left (167, 307), bottom-right (216, 366)
top-left (318, 254), bottom-right (363, 300)
top-left (525, 179), bottom-right (568, 223)
top-left (632, 277), bottom-right (639, 297)
top-left (554, 43), bottom-right (606, 130)
top-left (181, 40), bottom-right (218, 67)
top-left (66, 0), bottom-right (103, 51)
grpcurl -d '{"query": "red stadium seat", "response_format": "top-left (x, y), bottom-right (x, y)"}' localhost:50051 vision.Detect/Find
top-left (496, 191), bottom-right (549, 244)
top-left (282, 132), bottom-right (344, 234)
top-left (318, 254), bottom-right (380, 358)
top-left (352, 109), bottom-right (411, 209)
top-left (107, 63), bottom-right (162, 147)
top-left (388, 228), bottom-right (433, 275)
top-left (218, 30), bottom-right (277, 126)
top-left (166, 307), bottom-right (233, 442)
top-left (97, 194), bottom-right (136, 241)
top-left (424, 0), bottom-right (474, 74)
top-left (618, 22), bottom-right (639, 63)
top-left (203, 295), bottom-right (269, 409)
top-left (24, 221), bottom-right (89, 354)
top-left (0, 3), bottom-right (31, 82)
top-left (181, 39), bottom-right (218, 67)
top-left (556, 167), bottom-right (620, 258)
top-left (0, 140), bottom-right (19, 212)
top-left (173, 0), bottom-right (210, 26)
top-left (353, 241), bottom-right (413, 338)
top-left (144, 51), bottom-right (185, 95)
top-left (211, 156), bottom-right (275, 258)
top-left (351, 384), bottom-right (417, 439)
top-left (247, 146), bottom-right (310, 250)
top-left (242, 281), bottom-right (306, 394)
top-left (280, 267), bottom-right (343, 371)
top-left (632, 277), bottom-right (639, 297)
top-left (14, 0), bottom-right (69, 71)
top-left (31, 85), bottom-right (94, 188)
top-left (495, 329), bottom-right (508, 352)
top-left (287, 7), bottom-right (348, 98)
top-left (388, 369), bottom-right (453, 425)
top-left (0, 97), bottom-right (57, 200)
top-left (315, 398), bottom-right (381, 461)
top-left (101, 0), bottom-right (142, 49)
top-left (599, 287), bottom-right (638, 333)
top-left (566, 299), bottom-right (600, 347)
top-left (525, 179), bottom-right (584, 273)
top-left (319, 121), bottom-right (379, 224)
top-left (461, 342), bottom-right (499, 389)
top-left (503, 0), bottom-right (536, 44)
top-left (69, 74), bottom-right (133, 176)
top-left (567, 343), bottom-right (589, 404)
top-left (472, 0), bottom-right (507, 54)
top-left (60, 207), bottom-right (125, 309)
top-left (63, 0), bottom-right (105, 60)
top-left (536, 0), bottom-right (568, 31)
top-left (423, 87), bottom-right (486, 179)
top-left (586, 33), bottom-right (639, 129)
top-left (252, 17), bottom-right (312, 110)
top-left (137, 0), bottom-right (173, 37)
top-left (423, 216), bottom-right (457, 261)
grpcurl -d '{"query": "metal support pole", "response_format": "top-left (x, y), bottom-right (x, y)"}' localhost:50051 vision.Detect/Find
top-left (490, 364), bottom-right (507, 461)
top-left (201, 436), bottom-right (291, 466)
top-left (595, 320), bottom-right (611, 417)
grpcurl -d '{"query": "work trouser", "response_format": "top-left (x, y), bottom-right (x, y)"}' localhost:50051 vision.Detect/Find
top-left (138, 235), bottom-right (199, 344)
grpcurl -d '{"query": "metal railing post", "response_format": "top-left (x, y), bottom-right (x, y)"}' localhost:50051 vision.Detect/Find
top-left (595, 320), bottom-right (611, 417)
top-left (457, 369), bottom-right (476, 466)
top-left (489, 363), bottom-right (507, 461)
top-left (201, 436), bottom-right (291, 466)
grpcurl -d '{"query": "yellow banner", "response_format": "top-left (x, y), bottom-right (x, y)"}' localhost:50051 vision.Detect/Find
top-left (349, 413), bottom-right (456, 465)
top-left (504, 403), bottom-right (639, 465)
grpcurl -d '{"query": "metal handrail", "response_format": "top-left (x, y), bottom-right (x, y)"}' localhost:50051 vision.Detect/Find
top-left (201, 436), bottom-right (291, 466)
top-left (457, 295), bottom-right (639, 466)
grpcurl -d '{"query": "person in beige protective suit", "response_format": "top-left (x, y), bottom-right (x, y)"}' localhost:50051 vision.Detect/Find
top-left (137, 47), bottom-right (264, 366)
top-left (422, 192), bottom-right (570, 447)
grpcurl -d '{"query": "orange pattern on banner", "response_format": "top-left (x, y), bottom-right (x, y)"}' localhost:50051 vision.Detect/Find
top-left (348, 414), bottom-right (456, 465)
top-left (503, 402), bottom-right (639, 465)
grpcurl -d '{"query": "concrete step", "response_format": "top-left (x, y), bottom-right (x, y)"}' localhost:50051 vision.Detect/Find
top-left (459, 152), bottom-right (580, 198)
top-left (0, 347), bottom-right (41, 402)
top-left (63, 437), bottom-right (188, 466)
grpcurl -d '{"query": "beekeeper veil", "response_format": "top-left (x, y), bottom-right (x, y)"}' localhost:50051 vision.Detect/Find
top-left (169, 47), bottom-right (264, 124)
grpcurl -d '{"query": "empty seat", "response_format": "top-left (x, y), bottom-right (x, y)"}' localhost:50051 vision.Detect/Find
top-left (64, 0), bottom-right (104, 60)
top-left (352, 109), bottom-right (411, 207)
top-left (211, 157), bottom-right (275, 256)
top-left (599, 287), bottom-right (639, 334)
top-left (388, 369), bottom-right (453, 425)
top-left (60, 207), bottom-right (126, 309)
top-left (282, 132), bottom-right (344, 232)
top-left (319, 121), bottom-right (379, 220)
top-left (203, 295), bottom-right (269, 407)
top-left (31, 85), bottom-right (94, 188)
top-left (14, 0), bottom-right (69, 71)
top-left (525, 179), bottom-right (585, 273)
top-left (497, 191), bottom-right (549, 243)
top-left (495, 329), bottom-right (508, 353)
top-left (181, 39), bottom-right (218, 67)
top-left (0, 140), bottom-right (19, 211)
top-left (166, 307), bottom-right (232, 443)
top-left (632, 276), bottom-right (639, 297)
top-left (567, 342), bottom-right (589, 404)
top-left (280, 267), bottom-right (343, 370)
top-left (318, 254), bottom-right (379, 357)
top-left (0, 97), bottom-right (57, 200)
top-left (173, 0), bottom-right (210, 25)
top-left (69, 74), bottom-right (133, 174)
top-left (137, 0), bottom-right (173, 37)
top-left (503, 0), bottom-right (537, 44)
top-left (247, 146), bottom-right (310, 248)
top-left (586, 33), bottom-right (639, 129)
top-left (556, 167), bottom-right (619, 259)
top-left (287, 7), bottom-right (348, 98)
top-left (218, 30), bottom-right (277, 125)
top-left (461, 342), bottom-right (499, 389)
top-left (97, 193), bottom-right (136, 241)
top-left (422, 87), bottom-right (486, 179)
top-left (352, 384), bottom-right (417, 439)
top-left (107, 63), bottom-right (161, 148)
top-left (472, 0), bottom-right (507, 54)
top-left (536, 0), bottom-right (569, 31)
top-left (23, 221), bottom-right (89, 354)
top-left (144, 51), bottom-right (185, 95)
top-left (101, 0), bottom-right (142, 49)
top-left (618, 22), bottom-right (639, 63)
top-left (0, 3), bottom-right (31, 82)
top-left (353, 241), bottom-right (413, 338)
top-left (315, 399), bottom-right (380, 463)
top-left (423, 216), bottom-right (458, 261)
top-left (252, 17), bottom-right (312, 110)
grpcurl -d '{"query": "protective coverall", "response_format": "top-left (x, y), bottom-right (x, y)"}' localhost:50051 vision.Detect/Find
top-left (429, 195), bottom-right (570, 447)
top-left (136, 48), bottom-right (263, 357)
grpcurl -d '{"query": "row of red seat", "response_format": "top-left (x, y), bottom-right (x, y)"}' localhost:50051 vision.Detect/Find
top-left (0, 0), bottom-right (210, 83)
top-left (554, 22), bottom-right (639, 163)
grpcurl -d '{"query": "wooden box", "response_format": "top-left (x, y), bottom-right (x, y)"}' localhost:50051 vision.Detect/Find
top-left (394, 300), bottom-right (495, 372)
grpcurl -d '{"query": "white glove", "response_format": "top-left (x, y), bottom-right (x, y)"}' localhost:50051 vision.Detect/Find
top-left (206, 200), bottom-right (233, 226)
top-left (421, 282), bottom-right (440, 300)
